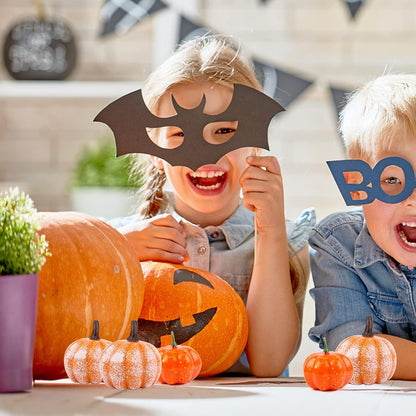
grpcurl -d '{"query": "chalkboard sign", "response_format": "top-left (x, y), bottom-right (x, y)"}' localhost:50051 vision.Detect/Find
top-left (3, 18), bottom-right (77, 80)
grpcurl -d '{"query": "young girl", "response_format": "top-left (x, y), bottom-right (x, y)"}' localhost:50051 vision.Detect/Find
top-left (110, 35), bottom-right (315, 377)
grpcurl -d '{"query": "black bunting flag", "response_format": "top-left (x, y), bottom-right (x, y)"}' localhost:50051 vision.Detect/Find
top-left (253, 58), bottom-right (314, 109)
top-left (329, 85), bottom-right (353, 149)
top-left (177, 15), bottom-right (212, 45)
top-left (99, 0), bottom-right (167, 37)
top-left (342, 0), bottom-right (367, 20)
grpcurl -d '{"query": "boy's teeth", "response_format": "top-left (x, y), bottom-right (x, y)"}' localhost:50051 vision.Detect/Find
top-left (399, 231), bottom-right (416, 247)
top-left (402, 222), bottom-right (416, 227)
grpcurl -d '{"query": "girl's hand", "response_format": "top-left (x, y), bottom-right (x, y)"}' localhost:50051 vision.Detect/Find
top-left (239, 155), bottom-right (285, 233)
top-left (118, 214), bottom-right (189, 263)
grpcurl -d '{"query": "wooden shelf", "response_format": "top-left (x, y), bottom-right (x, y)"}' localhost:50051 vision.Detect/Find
top-left (0, 81), bottom-right (144, 98)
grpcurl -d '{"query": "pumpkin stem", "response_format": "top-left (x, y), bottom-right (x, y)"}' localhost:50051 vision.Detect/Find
top-left (362, 315), bottom-right (374, 337)
top-left (127, 320), bottom-right (140, 342)
top-left (90, 320), bottom-right (100, 340)
top-left (170, 331), bottom-right (177, 348)
top-left (323, 336), bottom-right (329, 353)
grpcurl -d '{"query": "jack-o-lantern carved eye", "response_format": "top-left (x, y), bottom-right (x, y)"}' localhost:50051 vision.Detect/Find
top-left (173, 269), bottom-right (214, 289)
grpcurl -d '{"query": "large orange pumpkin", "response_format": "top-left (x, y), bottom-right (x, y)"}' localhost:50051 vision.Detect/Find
top-left (137, 261), bottom-right (248, 377)
top-left (34, 212), bottom-right (145, 380)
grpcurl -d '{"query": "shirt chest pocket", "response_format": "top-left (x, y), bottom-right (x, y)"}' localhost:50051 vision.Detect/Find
top-left (367, 292), bottom-right (408, 324)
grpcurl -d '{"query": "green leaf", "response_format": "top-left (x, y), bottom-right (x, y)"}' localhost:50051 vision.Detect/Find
top-left (0, 188), bottom-right (50, 276)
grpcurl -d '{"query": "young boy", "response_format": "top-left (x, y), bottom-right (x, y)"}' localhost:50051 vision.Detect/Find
top-left (308, 74), bottom-right (416, 380)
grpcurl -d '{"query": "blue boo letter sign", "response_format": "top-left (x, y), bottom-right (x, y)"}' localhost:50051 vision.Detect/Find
top-left (327, 156), bottom-right (416, 205)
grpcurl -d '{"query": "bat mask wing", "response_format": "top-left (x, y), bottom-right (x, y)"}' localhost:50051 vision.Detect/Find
top-left (94, 83), bottom-right (284, 171)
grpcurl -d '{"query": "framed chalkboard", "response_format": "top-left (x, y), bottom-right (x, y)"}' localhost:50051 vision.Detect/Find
top-left (3, 18), bottom-right (77, 80)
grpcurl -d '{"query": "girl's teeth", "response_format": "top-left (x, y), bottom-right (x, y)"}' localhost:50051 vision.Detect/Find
top-left (190, 171), bottom-right (225, 178)
top-left (195, 183), bottom-right (222, 190)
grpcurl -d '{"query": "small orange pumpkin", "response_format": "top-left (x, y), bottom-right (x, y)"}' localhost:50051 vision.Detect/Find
top-left (137, 261), bottom-right (248, 377)
top-left (100, 320), bottom-right (162, 390)
top-left (158, 331), bottom-right (202, 385)
top-left (336, 315), bottom-right (397, 385)
top-left (303, 337), bottom-right (353, 391)
top-left (64, 320), bottom-right (111, 384)
top-left (34, 212), bottom-right (145, 380)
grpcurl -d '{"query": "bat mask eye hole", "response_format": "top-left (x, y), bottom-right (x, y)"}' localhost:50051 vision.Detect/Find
top-left (146, 126), bottom-right (184, 149)
top-left (203, 121), bottom-right (238, 145)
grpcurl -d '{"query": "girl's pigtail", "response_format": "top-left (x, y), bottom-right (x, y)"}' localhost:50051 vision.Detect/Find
top-left (139, 163), bottom-right (167, 219)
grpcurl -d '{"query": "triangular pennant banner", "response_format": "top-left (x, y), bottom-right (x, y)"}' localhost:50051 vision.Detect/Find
top-left (329, 85), bottom-right (352, 149)
top-left (178, 15), bottom-right (212, 45)
top-left (253, 58), bottom-right (314, 108)
top-left (329, 86), bottom-right (351, 124)
top-left (342, 0), bottom-right (366, 20)
top-left (99, 0), bottom-right (168, 37)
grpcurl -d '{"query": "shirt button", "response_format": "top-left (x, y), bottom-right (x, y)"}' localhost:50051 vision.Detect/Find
top-left (198, 246), bottom-right (207, 255)
top-left (211, 231), bottom-right (219, 238)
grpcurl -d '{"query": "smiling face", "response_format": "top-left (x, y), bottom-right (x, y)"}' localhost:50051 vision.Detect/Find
top-left (154, 81), bottom-right (255, 226)
top-left (362, 136), bottom-right (416, 267)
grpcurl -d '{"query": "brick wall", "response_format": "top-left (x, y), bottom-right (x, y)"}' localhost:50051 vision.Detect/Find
top-left (1, 0), bottom-right (416, 375)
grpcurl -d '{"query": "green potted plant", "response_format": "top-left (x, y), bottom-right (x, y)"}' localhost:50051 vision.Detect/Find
top-left (69, 138), bottom-right (142, 219)
top-left (0, 188), bottom-right (50, 393)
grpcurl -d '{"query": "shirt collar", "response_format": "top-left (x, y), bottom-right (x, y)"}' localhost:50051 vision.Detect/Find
top-left (353, 220), bottom-right (396, 269)
top-left (214, 203), bottom-right (254, 250)
top-left (166, 193), bottom-right (254, 250)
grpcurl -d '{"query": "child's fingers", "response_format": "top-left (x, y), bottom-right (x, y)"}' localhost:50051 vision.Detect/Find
top-left (142, 247), bottom-right (188, 264)
top-left (150, 223), bottom-right (187, 248)
top-left (246, 155), bottom-right (281, 174)
top-left (147, 235), bottom-right (189, 258)
top-left (151, 214), bottom-right (187, 236)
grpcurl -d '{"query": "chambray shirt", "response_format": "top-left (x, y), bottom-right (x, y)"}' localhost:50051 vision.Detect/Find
top-left (109, 200), bottom-right (315, 375)
top-left (308, 208), bottom-right (416, 352)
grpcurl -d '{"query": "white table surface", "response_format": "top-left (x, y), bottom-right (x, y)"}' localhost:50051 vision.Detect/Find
top-left (1, 377), bottom-right (416, 416)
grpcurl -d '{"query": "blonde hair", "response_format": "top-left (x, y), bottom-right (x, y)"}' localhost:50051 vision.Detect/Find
top-left (340, 73), bottom-right (416, 160)
top-left (134, 35), bottom-right (306, 303)
top-left (137, 35), bottom-right (261, 218)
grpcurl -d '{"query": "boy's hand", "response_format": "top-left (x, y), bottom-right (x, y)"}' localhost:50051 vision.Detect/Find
top-left (240, 155), bottom-right (286, 234)
top-left (119, 214), bottom-right (189, 263)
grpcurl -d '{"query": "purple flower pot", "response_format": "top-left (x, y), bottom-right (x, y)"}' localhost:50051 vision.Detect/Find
top-left (0, 273), bottom-right (39, 393)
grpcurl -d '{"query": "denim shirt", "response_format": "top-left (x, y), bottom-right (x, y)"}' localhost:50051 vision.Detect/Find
top-left (308, 208), bottom-right (416, 352)
top-left (109, 199), bottom-right (315, 374)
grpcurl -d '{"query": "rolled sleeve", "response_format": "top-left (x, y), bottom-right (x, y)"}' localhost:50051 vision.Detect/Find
top-left (286, 207), bottom-right (316, 253)
top-left (307, 223), bottom-right (382, 351)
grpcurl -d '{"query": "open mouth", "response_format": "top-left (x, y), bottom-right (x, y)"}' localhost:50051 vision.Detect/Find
top-left (398, 222), bottom-right (416, 247)
top-left (187, 170), bottom-right (227, 191)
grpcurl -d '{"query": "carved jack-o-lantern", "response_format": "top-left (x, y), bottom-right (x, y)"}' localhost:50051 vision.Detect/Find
top-left (138, 261), bottom-right (248, 377)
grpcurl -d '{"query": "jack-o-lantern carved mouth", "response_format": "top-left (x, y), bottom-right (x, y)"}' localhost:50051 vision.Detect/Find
top-left (137, 307), bottom-right (217, 347)
top-left (137, 269), bottom-right (217, 347)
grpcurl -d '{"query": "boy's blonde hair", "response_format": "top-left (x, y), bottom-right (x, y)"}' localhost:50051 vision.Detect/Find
top-left (340, 73), bottom-right (416, 160)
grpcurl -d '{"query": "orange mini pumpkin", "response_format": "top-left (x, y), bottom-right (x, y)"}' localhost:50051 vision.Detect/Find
top-left (159, 331), bottom-right (202, 385)
top-left (34, 212), bottom-right (145, 380)
top-left (100, 320), bottom-right (162, 389)
top-left (64, 320), bottom-right (111, 384)
top-left (336, 315), bottom-right (397, 385)
top-left (137, 261), bottom-right (248, 377)
top-left (303, 337), bottom-right (353, 391)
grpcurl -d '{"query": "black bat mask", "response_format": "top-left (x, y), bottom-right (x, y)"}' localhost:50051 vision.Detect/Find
top-left (94, 84), bottom-right (284, 171)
